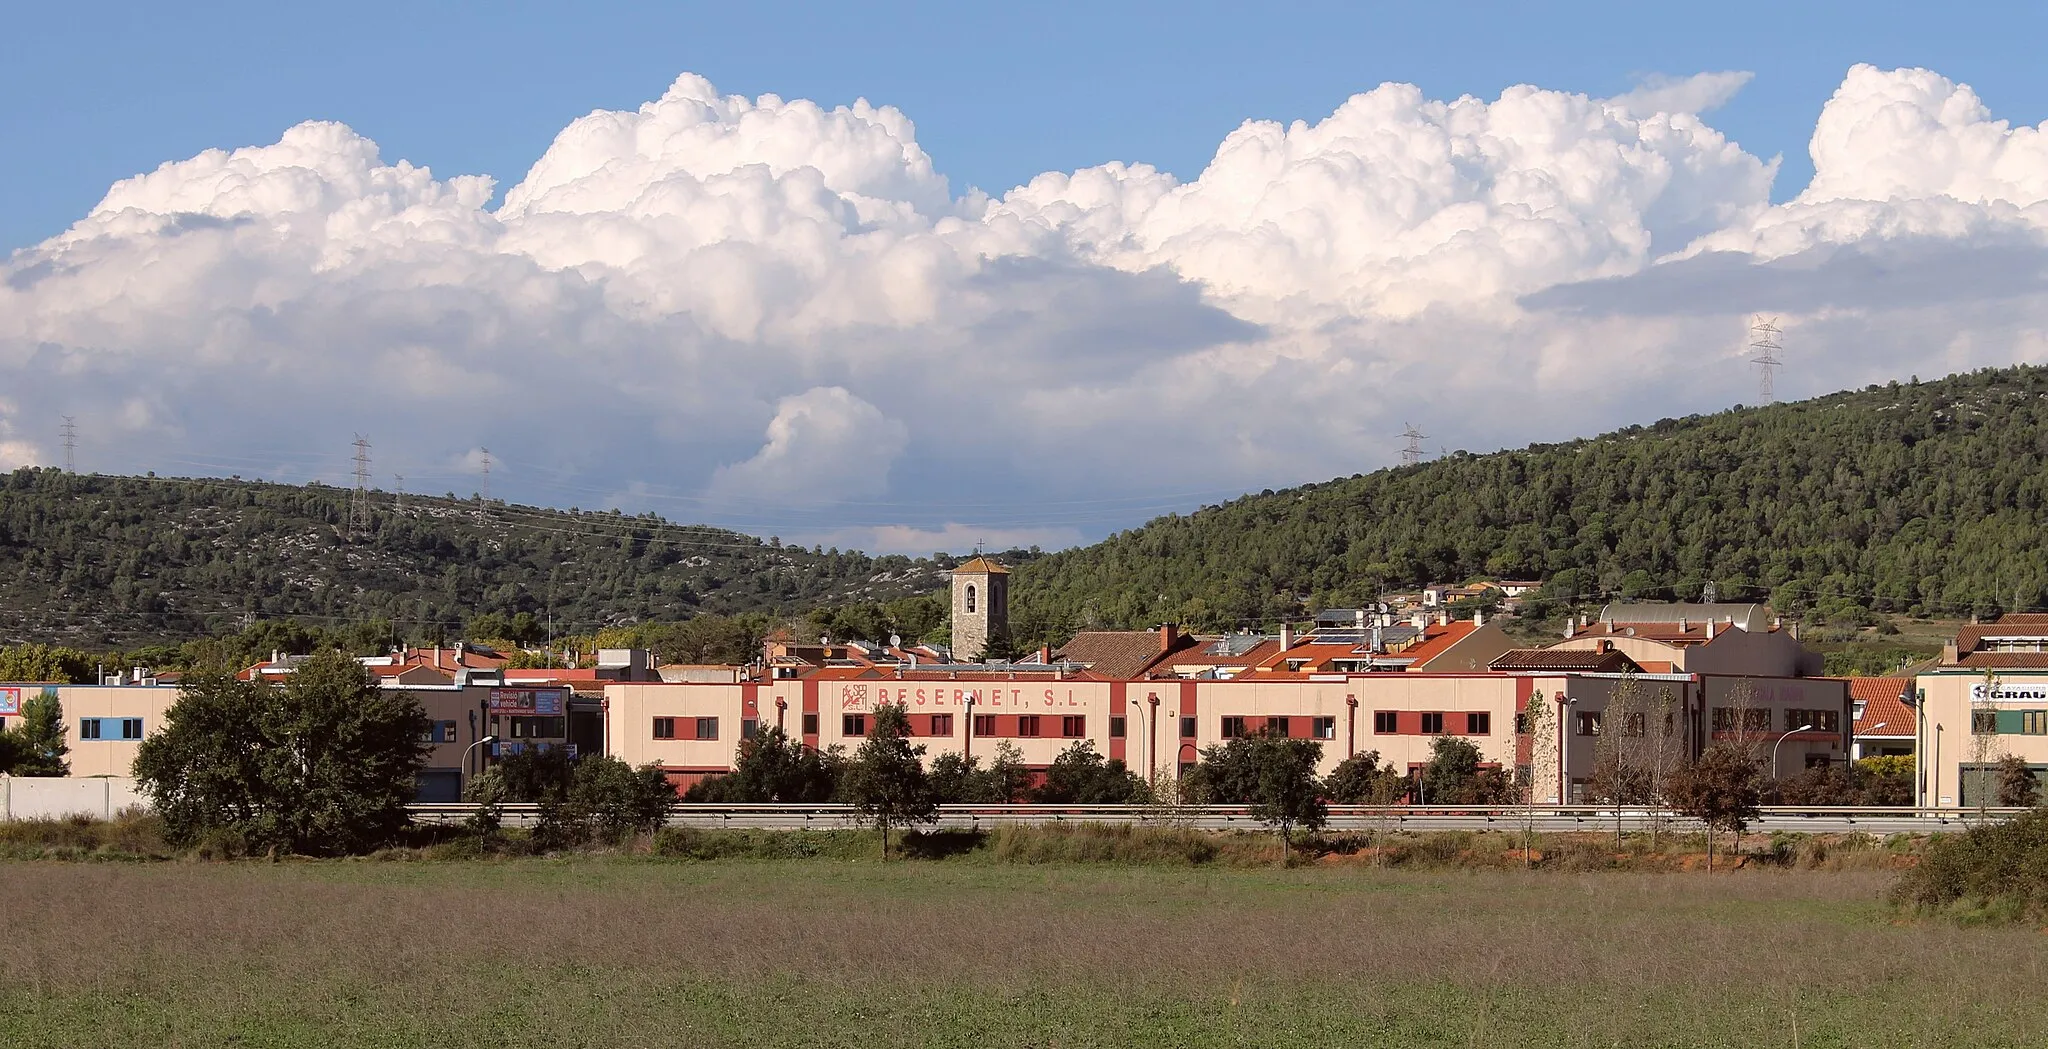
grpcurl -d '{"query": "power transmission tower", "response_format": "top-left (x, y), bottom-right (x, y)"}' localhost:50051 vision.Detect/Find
top-left (479, 447), bottom-right (491, 501)
top-left (60, 417), bottom-right (76, 472)
top-left (393, 473), bottom-right (405, 513)
top-left (1749, 316), bottom-right (1784, 402)
top-left (349, 434), bottom-right (372, 535)
top-left (1399, 423), bottom-right (1428, 466)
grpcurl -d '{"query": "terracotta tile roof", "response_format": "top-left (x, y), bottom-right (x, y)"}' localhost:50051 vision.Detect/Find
top-left (1848, 677), bottom-right (1916, 737)
top-left (1054, 630), bottom-right (1202, 679)
top-left (952, 557), bottom-right (1010, 575)
top-left (1489, 648), bottom-right (1642, 673)
top-left (1395, 622), bottom-right (1480, 667)
top-left (1956, 652), bottom-right (2048, 669)
top-left (1954, 614), bottom-right (2048, 657)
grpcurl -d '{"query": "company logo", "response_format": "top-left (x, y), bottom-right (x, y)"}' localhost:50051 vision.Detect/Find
top-left (1971, 683), bottom-right (2048, 702)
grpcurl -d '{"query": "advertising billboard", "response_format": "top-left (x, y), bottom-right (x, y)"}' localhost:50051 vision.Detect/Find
top-left (0, 688), bottom-right (20, 717)
top-left (487, 688), bottom-right (566, 715)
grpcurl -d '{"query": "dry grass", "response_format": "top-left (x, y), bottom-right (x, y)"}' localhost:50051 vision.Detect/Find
top-left (0, 858), bottom-right (2042, 1047)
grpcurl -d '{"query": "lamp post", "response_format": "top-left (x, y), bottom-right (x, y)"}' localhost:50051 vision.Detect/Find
top-left (1857, 722), bottom-right (1886, 763)
top-left (1130, 695), bottom-right (1159, 783)
top-left (1770, 724), bottom-right (1814, 800)
top-left (462, 734), bottom-right (499, 782)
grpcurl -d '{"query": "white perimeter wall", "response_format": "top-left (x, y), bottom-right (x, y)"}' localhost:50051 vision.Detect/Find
top-left (0, 777), bottom-right (148, 820)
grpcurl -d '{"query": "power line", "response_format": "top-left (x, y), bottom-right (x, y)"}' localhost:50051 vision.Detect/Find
top-left (60, 417), bottom-right (76, 473)
top-left (1750, 316), bottom-right (1784, 403)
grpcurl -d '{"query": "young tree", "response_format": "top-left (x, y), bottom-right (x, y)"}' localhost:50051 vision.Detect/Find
top-left (976, 740), bottom-right (1031, 803)
top-left (1248, 734), bottom-right (1328, 863)
top-left (718, 726), bottom-right (843, 802)
top-left (1323, 750), bottom-right (1406, 804)
top-left (1516, 693), bottom-right (1554, 867)
top-left (1996, 755), bottom-right (2041, 808)
top-left (927, 752), bottom-right (982, 804)
top-left (1666, 742), bottom-right (1762, 871)
top-left (552, 755), bottom-right (677, 844)
top-left (1419, 736), bottom-right (1507, 804)
top-left (1588, 670), bottom-right (1656, 845)
top-left (840, 703), bottom-right (937, 859)
top-left (4, 690), bottom-right (69, 776)
top-left (134, 650), bottom-right (430, 856)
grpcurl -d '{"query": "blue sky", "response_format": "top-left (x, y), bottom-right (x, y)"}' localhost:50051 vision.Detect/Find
top-left (5, 2), bottom-right (2048, 552)
top-left (6, 0), bottom-right (2045, 253)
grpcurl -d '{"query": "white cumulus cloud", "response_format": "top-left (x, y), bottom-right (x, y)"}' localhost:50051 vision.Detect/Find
top-left (3, 66), bottom-right (2047, 553)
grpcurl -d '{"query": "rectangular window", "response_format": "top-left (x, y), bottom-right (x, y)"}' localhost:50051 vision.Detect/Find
top-left (1221, 716), bottom-right (1248, 739)
top-left (1267, 716), bottom-right (1290, 738)
top-left (1420, 712), bottom-right (1445, 735)
top-left (802, 712), bottom-right (819, 735)
top-left (1464, 712), bottom-right (1490, 735)
top-left (1514, 711), bottom-right (1531, 734)
top-left (1313, 716), bottom-right (1335, 740)
top-left (1786, 708), bottom-right (1841, 733)
top-left (843, 713), bottom-right (867, 737)
top-left (693, 717), bottom-right (719, 741)
top-left (741, 718), bottom-right (759, 740)
top-left (122, 718), bottom-right (142, 740)
top-left (1179, 716), bottom-right (1197, 738)
top-left (420, 720), bottom-right (458, 744)
top-left (652, 717), bottom-right (677, 740)
top-left (78, 718), bottom-right (102, 740)
top-left (1019, 715), bottom-right (1041, 738)
top-left (510, 716), bottom-right (565, 739)
top-left (1972, 709), bottom-right (1998, 735)
top-left (1109, 716), bottom-right (1127, 738)
top-left (1744, 709), bottom-right (1772, 733)
top-left (1576, 711), bottom-right (1602, 737)
top-left (1712, 707), bottom-right (1736, 733)
top-left (1373, 710), bottom-right (1397, 734)
top-left (1062, 715), bottom-right (1085, 738)
top-left (1617, 712), bottom-right (1645, 738)
top-left (973, 714), bottom-right (997, 736)
top-left (930, 713), bottom-right (954, 736)
top-left (2025, 711), bottom-right (2048, 735)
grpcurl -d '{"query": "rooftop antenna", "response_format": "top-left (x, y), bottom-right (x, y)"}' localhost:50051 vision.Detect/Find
top-left (1749, 316), bottom-right (1784, 402)
top-left (1702, 580), bottom-right (1718, 604)
top-left (479, 447), bottom-right (491, 501)
top-left (1399, 423), bottom-right (1428, 466)
top-left (349, 434), bottom-right (372, 536)
top-left (60, 416), bottom-right (76, 472)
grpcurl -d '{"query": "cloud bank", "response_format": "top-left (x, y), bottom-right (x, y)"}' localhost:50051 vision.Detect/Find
top-left (6, 64), bottom-right (2048, 552)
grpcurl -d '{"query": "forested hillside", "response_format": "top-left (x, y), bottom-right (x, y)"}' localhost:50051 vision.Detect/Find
top-left (1009, 365), bottom-right (2048, 639)
top-left (0, 471), bottom-right (953, 647)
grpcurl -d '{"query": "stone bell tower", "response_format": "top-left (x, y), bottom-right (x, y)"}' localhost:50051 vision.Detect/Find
top-left (950, 556), bottom-right (1010, 661)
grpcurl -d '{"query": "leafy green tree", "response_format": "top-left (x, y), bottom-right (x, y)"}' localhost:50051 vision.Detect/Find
top-left (840, 703), bottom-right (937, 859)
top-left (1666, 743), bottom-right (1763, 871)
top-left (1322, 750), bottom-right (1406, 804)
top-left (927, 752), bottom-right (982, 804)
top-left (686, 727), bottom-right (842, 802)
top-left (1187, 732), bottom-right (1328, 861)
top-left (134, 650), bottom-right (429, 855)
top-left (0, 644), bottom-right (94, 684)
top-left (977, 741), bottom-right (1031, 803)
top-left (4, 690), bottom-right (69, 776)
top-left (543, 756), bottom-right (677, 844)
top-left (1031, 740), bottom-right (1144, 804)
top-left (1419, 736), bottom-right (1509, 805)
top-left (467, 746), bottom-right (575, 802)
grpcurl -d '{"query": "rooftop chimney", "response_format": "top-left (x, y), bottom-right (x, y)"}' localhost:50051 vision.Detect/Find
top-left (1280, 623), bottom-right (1295, 650)
top-left (1563, 617), bottom-right (1574, 640)
top-left (1678, 616), bottom-right (1688, 632)
top-left (1596, 639), bottom-right (1610, 655)
top-left (1159, 624), bottom-right (1179, 654)
top-left (1706, 619), bottom-right (1716, 640)
top-left (1038, 644), bottom-right (1051, 664)
top-left (1473, 609), bottom-right (1484, 627)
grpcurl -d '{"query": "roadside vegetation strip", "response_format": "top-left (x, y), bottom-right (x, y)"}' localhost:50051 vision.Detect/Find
top-left (0, 861), bottom-right (2040, 1048)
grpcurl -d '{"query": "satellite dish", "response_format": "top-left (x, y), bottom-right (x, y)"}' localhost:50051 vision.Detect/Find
top-left (889, 634), bottom-right (902, 647)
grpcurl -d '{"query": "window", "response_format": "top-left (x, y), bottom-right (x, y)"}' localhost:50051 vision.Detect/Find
top-left (1972, 709), bottom-right (1999, 735)
top-left (1617, 712), bottom-right (1645, 738)
top-left (1744, 709), bottom-right (1772, 733)
top-left (693, 717), bottom-right (719, 741)
top-left (1420, 712), bottom-right (1445, 734)
top-left (1575, 711), bottom-right (1602, 737)
top-left (121, 718), bottom-right (142, 740)
top-left (1712, 707), bottom-right (1737, 733)
top-left (78, 718), bottom-right (100, 740)
top-left (741, 718), bottom-right (759, 740)
top-left (510, 716), bottom-right (565, 739)
top-left (1514, 711), bottom-right (1531, 734)
top-left (1267, 716), bottom-right (1291, 738)
top-left (1222, 716), bottom-right (1248, 738)
top-left (843, 713), bottom-right (867, 737)
top-left (79, 717), bottom-right (143, 741)
top-left (1373, 710), bottom-right (1397, 734)
top-left (1313, 716), bottom-right (1336, 740)
top-left (1018, 715), bottom-right (1041, 738)
top-left (1061, 715), bottom-right (1086, 738)
top-left (1461, 712), bottom-right (1489, 735)
top-left (966, 584), bottom-right (977, 613)
top-left (1180, 716), bottom-right (1197, 738)
top-left (973, 714), bottom-right (997, 736)
top-left (802, 713), bottom-right (819, 735)
top-left (653, 717), bottom-right (677, 740)
top-left (931, 713), bottom-right (954, 736)
top-left (1786, 708), bottom-right (1840, 733)
top-left (420, 720), bottom-right (458, 744)
top-left (2026, 711), bottom-right (2048, 735)
top-left (1109, 716), bottom-right (1127, 738)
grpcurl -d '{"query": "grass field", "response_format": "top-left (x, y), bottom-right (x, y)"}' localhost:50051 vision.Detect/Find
top-left (0, 854), bottom-right (2042, 1048)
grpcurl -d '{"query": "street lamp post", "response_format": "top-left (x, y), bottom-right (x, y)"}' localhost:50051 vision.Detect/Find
top-left (462, 734), bottom-right (499, 782)
top-left (1771, 724), bottom-right (1815, 800)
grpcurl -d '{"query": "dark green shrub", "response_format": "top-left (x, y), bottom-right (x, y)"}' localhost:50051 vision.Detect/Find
top-left (1892, 808), bottom-right (2048, 922)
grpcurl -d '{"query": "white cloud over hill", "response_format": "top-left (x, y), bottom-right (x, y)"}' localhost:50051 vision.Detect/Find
top-left (5, 65), bottom-right (2048, 552)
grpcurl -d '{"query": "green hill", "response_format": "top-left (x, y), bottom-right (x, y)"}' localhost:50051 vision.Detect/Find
top-left (0, 471), bottom-right (955, 647)
top-left (1007, 365), bottom-right (2048, 640)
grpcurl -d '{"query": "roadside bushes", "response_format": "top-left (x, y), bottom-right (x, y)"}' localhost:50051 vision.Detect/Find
top-left (1892, 807), bottom-right (2048, 923)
